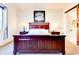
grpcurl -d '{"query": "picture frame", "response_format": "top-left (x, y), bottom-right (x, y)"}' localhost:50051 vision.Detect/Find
top-left (34, 11), bottom-right (45, 22)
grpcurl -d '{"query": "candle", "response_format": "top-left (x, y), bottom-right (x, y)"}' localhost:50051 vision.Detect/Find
top-left (23, 26), bottom-right (25, 32)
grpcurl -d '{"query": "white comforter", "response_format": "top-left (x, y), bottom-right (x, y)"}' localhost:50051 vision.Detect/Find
top-left (26, 29), bottom-right (51, 35)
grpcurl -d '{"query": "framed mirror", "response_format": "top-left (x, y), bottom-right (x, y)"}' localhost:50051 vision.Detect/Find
top-left (34, 11), bottom-right (45, 22)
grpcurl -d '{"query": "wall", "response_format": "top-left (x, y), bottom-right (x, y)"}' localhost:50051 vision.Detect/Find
top-left (17, 9), bottom-right (64, 34)
top-left (4, 4), bottom-right (18, 39)
top-left (0, 4), bottom-right (65, 41)
top-left (65, 7), bottom-right (77, 44)
top-left (1, 3), bottom-right (77, 44)
top-left (17, 5), bottom-right (78, 44)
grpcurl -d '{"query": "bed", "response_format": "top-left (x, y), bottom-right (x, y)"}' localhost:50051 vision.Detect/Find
top-left (13, 22), bottom-right (66, 55)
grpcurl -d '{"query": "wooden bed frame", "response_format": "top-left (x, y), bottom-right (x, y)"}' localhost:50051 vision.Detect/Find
top-left (13, 22), bottom-right (66, 55)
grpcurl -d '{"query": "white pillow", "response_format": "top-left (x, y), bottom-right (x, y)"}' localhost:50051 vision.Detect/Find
top-left (26, 29), bottom-right (51, 35)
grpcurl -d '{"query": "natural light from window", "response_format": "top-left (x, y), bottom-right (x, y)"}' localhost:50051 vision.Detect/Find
top-left (0, 5), bottom-right (8, 41)
top-left (0, 7), bottom-right (2, 30)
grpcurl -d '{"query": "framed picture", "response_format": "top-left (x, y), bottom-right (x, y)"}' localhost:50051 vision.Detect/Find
top-left (34, 11), bottom-right (45, 22)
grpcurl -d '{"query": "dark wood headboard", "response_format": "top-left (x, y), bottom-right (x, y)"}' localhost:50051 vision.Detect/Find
top-left (29, 22), bottom-right (49, 30)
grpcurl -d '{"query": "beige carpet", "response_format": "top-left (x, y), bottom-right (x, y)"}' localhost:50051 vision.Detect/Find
top-left (65, 39), bottom-right (79, 55)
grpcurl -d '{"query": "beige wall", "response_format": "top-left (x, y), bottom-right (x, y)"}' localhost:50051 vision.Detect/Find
top-left (1, 4), bottom-right (65, 40)
top-left (17, 9), bottom-right (65, 34)
top-left (16, 4), bottom-right (78, 44)
top-left (65, 7), bottom-right (77, 44)
top-left (4, 4), bottom-right (18, 39)
top-left (1, 3), bottom-right (77, 44)
top-left (64, 4), bottom-right (78, 44)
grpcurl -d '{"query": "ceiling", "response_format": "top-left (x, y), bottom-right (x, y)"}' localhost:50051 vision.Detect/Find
top-left (12, 3), bottom-right (77, 11)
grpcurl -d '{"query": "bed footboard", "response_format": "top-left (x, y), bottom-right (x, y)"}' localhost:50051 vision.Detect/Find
top-left (13, 35), bottom-right (65, 55)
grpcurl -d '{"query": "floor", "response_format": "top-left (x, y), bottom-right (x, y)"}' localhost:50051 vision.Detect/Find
top-left (65, 40), bottom-right (79, 55)
top-left (0, 39), bottom-right (79, 55)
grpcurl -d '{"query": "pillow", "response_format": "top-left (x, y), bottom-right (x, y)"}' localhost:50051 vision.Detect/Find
top-left (26, 29), bottom-right (51, 35)
top-left (30, 29), bottom-right (48, 32)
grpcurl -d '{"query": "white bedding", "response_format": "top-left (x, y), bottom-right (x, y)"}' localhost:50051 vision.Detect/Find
top-left (26, 29), bottom-right (51, 35)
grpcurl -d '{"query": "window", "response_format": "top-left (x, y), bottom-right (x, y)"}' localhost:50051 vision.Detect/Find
top-left (0, 7), bottom-right (2, 30)
top-left (0, 5), bottom-right (8, 41)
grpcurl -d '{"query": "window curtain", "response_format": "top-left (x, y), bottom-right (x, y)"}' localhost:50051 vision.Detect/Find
top-left (0, 7), bottom-right (3, 41)
top-left (2, 7), bottom-right (8, 40)
top-left (0, 5), bottom-right (8, 41)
